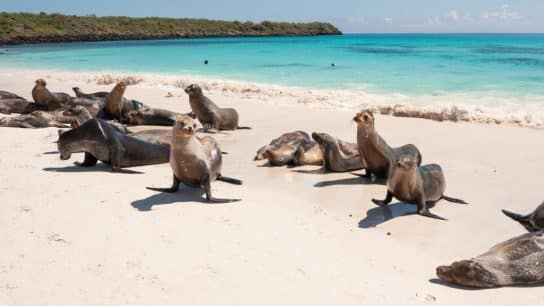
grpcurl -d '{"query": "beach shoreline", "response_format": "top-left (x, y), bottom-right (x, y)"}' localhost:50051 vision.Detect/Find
top-left (0, 70), bottom-right (543, 305)
top-left (1, 67), bottom-right (542, 128)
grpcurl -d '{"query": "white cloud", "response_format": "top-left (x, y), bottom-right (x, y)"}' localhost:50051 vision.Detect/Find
top-left (425, 16), bottom-right (441, 26)
top-left (447, 10), bottom-right (460, 22)
top-left (481, 4), bottom-right (522, 21)
top-left (384, 17), bottom-right (393, 24)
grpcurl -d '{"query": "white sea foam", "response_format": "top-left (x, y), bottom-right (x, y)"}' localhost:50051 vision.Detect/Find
top-left (34, 69), bottom-right (544, 128)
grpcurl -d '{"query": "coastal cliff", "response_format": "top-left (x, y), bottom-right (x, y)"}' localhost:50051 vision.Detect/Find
top-left (0, 12), bottom-right (342, 45)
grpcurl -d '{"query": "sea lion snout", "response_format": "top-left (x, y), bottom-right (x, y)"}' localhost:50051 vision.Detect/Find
top-left (35, 79), bottom-right (47, 86)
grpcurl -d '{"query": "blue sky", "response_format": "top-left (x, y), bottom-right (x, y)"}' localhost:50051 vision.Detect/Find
top-left (1, 0), bottom-right (543, 33)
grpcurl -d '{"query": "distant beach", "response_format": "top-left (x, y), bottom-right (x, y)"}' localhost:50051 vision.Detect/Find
top-left (1, 34), bottom-right (543, 127)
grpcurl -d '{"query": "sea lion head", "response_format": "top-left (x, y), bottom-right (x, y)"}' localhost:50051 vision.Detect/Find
top-left (114, 81), bottom-right (128, 92)
top-left (395, 155), bottom-right (417, 170)
top-left (184, 84), bottom-right (203, 96)
top-left (173, 114), bottom-right (197, 136)
top-left (56, 129), bottom-right (72, 160)
top-left (436, 260), bottom-right (498, 288)
top-left (353, 110), bottom-right (374, 129)
top-left (62, 105), bottom-right (86, 117)
top-left (311, 132), bottom-right (335, 145)
top-left (123, 110), bottom-right (143, 125)
top-left (35, 79), bottom-right (47, 86)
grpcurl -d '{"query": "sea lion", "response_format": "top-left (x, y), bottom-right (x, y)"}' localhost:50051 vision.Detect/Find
top-left (0, 90), bottom-right (24, 100)
top-left (103, 82), bottom-right (145, 118)
top-left (353, 110), bottom-right (422, 179)
top-left (292, 142), bottom-right (323, 166)
top-left (62, 105), bottom-right (130, 134)
top-left (147, 115), bottom-right (242, 203)
top-left (436, 231), bottom-right (544, 288)
top-left (0, 111), bottom-right (71, 128)
top-left (502, 201), bottom-right (544, 232)
top-left (184, 84), bottom-right (250, 131)
top-left (372, 155), bottom-right (467, 220)
top-left (31, 79), bottom-right (73, 111)
top-left (57, 118), bottom-right (170, 171)
top-left (72, 87), bottom-right (109, 100)
top-left (0, 98), bottom-right (47, 114)
top-left (262, 133), bottom-right (318, 167)
top-left (310, 132), bottom-right (363, 172)
top-left (123, 108), bottom-right (179, 126)
top-left (254, 131), bottom-right (309, 161)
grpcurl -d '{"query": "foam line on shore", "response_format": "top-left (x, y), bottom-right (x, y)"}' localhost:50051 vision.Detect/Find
top-left (5, 68), bottom-right (544, 128)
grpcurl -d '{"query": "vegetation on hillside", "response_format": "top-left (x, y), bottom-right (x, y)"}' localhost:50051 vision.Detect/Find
top-left (0, 12), bottom-right (342, 44)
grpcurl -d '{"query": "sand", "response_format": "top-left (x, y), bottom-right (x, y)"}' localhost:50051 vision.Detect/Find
top-left (0, 71), bottom-right (543, 305)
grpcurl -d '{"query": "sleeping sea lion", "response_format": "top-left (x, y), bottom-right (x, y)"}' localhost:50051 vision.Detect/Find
top-left (254, 131), bottom-right (309, 161)
top-left (436, 231), bottom-right (544, 288)
top-left (72, 87), bottom-right (109, 100)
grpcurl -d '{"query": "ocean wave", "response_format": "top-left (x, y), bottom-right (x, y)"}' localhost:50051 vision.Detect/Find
top-left (41, 70), bottom-right (544, 128)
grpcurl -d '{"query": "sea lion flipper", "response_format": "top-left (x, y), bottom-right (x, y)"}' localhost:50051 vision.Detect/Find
top-left (442, 195), bottom-right (468, 204)
top-left (502, 209), bottom-right (535, 231)
top-left (372, 191), bottom-right (393, 206)
top-left (217, 175), bottom-right (243, 185)
top-left (75, 153), bottom-right (98, 167)
top-left (237, 126), bottom-right (251, 130)
top-left (418, 208), bottom-right (447, 220)
top-left (147, 175), bottom-right (181, 193)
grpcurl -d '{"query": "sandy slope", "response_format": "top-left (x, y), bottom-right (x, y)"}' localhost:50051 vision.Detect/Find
top-left (0, 72), bottom-right (543, 305)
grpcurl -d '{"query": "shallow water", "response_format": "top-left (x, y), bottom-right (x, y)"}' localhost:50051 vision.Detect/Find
top-left (2, 34), bottom-right (544, 126)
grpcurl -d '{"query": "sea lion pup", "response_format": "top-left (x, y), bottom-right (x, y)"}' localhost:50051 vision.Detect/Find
top-left (310, 132), bottom-right (363, 172)
top-left (254, 131), bottom-right (309, 161)
top-left (123, 108), bottom-right (179, 126)
top-left (31, 79), bottom-right (73, 111)
top-left (0, 111), bottom-right (71, 128)
top-left (436, 231), bottom-right (544, 288)
top-left (372, 155), bottom-right (467, 220)
top-left (0, 98), bottom-right (47, 114)
top-left (57, 118), bottom-right (170, 171)
top-left (184, 84), bottom-right (250, 131)
top-left (72, 87), bottom-right (109, 100)
top-left (353, 110), bottom-right (422, 179)
top-left (147, 115), bottom-right (242, 203)
top-left (502, 201), bottom-right (544, 232)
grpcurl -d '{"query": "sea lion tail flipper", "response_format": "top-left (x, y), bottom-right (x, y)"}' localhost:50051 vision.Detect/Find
top-left (442, 195), bottom-right (468, 204)
top-left (217, 175), bottom-right (243, 185)
top-left (419, 210), bottom-right (448, 221)
top-left (221, 151), bottom-right (228, 155)
top-left (501, 209), bottom-right (530, 224)
top-left (237, 126), bottom-right (251, 130)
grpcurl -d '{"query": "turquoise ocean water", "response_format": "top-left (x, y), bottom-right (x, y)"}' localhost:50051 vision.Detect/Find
top-left (1, 34), bottom-right (544, 124)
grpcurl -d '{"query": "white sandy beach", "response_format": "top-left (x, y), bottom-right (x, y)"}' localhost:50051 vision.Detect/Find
top-left (0, 70), bottom-right (543, 305)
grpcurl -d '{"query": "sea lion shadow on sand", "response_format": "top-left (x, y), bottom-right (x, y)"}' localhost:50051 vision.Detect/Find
top-left (131, 188), bottom-right (237, 211)
top-left (314, 173), bottom-right (386, 188)
top-left (42, 163), bottom-right (143, 174)
top-left (358, 203), bottom-right (417, 228)
top-left (427, 279), bottom-right (486, 291)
